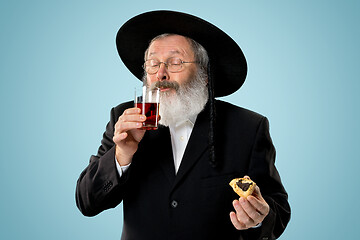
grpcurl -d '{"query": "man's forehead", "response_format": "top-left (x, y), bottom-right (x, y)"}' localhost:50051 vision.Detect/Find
top-left (147, 35), bottom-right (194, 57)
top-left (148, 50), bottom-right (182, 57)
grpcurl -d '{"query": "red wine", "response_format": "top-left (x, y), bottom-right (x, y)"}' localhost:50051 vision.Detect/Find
top-left (136, 102), bottom-right (160, 130)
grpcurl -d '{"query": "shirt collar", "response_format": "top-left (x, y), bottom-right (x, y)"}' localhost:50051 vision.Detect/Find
top-left (170, 114), bottom-right (197, 129)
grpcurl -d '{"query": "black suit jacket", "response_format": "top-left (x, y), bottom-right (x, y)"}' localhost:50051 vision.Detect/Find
top-left (76, 100), bottom-right (290, 240)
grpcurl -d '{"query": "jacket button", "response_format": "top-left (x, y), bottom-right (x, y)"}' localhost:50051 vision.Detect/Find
top-left (171, 200), bottom-right (178, 208)
top-left (103, 181), bottom-right (113, 192)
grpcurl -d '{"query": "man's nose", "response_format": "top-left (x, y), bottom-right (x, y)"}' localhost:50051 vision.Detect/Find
top-left (156, 63), bottom-right (169, 81)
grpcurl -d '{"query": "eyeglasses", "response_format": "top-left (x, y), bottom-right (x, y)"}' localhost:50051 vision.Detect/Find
top-left (143, 57), bottom-right (198, 74)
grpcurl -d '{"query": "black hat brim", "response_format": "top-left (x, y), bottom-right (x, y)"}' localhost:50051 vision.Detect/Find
top-left (116, 10), bottom-right (247, 97)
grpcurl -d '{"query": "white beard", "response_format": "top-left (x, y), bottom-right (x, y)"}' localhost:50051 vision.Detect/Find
top-left (158, 72), bottom-right (208, 127)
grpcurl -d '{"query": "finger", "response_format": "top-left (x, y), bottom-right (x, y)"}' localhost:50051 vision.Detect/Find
top-left (113, 132), bottom-right (128, 143)
top-left (117, 113), bottom-right (146, 125)
top-left (239, 197), bottom-right (259, 225)
top-left (115, 108), bottom-right (142, 128)
top-left (115, 121), bottom-right (144, 134)
top-left (115, 115), bottom-right (146, 133)
top-left (247, 195), bottom-right (269, 216)
top-left (251, 185), bottom-right (262, 198)
top-left (122, 122), bottom-right (144, 132)
top-left (230, 211), bottom-right (246, 230)
top-left (233, 199), bottom-right (254, 227)
top-left (241, 198), bottom-right (263, 223)
top-left (123, 108), bottom-right (141, 115)
top-left (243, 175), bottom-right (250, 180)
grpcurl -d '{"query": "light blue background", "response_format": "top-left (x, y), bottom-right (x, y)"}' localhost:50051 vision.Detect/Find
top-left (1, 0), bottom-right (359, 239)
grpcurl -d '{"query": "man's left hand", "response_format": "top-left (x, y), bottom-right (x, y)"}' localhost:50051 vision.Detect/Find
top-left (230, 184), bottom-right (270, 230)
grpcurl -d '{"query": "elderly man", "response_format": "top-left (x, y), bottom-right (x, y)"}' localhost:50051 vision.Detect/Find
top-left (76, 10), bottom-right (290, 240)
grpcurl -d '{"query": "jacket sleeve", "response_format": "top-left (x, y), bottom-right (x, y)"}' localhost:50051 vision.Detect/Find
top-left (75, 105), bottom-right (130, 217)
top-left (243, 117), bottom-right (291, 240)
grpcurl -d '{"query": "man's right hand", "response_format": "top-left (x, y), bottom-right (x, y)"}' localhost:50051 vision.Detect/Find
top-left (113, 107), bottom-right (146, 166)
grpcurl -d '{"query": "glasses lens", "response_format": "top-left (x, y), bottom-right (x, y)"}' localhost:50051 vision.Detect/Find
top-left (168, 58), bottom-right (182, 72)
top-left (145, 60), bottom-right (160, 74)
top-left (144, 58), bottom-right (186, 74)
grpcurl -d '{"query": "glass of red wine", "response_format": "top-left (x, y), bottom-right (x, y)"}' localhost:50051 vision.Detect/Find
top-left (134, 86), bottom-right (160, 130)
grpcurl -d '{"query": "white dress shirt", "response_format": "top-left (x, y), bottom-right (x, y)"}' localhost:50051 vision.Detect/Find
top-left (115, 115), bottom-right (197, 177)
top-left (168, 115), bottom-right (196, 174)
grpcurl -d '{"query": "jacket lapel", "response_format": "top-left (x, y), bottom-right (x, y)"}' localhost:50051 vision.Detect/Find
top-left (148, 126), bottom-right (176, 184)
top-left (172, 107), bottom-right (210, 190)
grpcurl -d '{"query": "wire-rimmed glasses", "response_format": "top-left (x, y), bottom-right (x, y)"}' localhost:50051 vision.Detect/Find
top-left (143, 57), bottom-right (198, 74)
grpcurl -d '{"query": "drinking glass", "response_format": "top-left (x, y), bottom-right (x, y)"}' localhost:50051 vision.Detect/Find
top-left (134, 86), bottom-right (160, 130)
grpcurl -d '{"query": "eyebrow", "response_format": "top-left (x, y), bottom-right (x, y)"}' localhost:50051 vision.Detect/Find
top-left (148, 50), bottom-right (183, 57)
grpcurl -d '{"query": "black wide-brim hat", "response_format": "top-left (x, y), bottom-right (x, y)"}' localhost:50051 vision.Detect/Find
top-left (116, 10), bottom-right (247, 97)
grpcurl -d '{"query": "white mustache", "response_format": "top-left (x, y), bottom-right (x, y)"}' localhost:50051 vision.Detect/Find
top-left (151, 81), bottom-right (179, 91)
